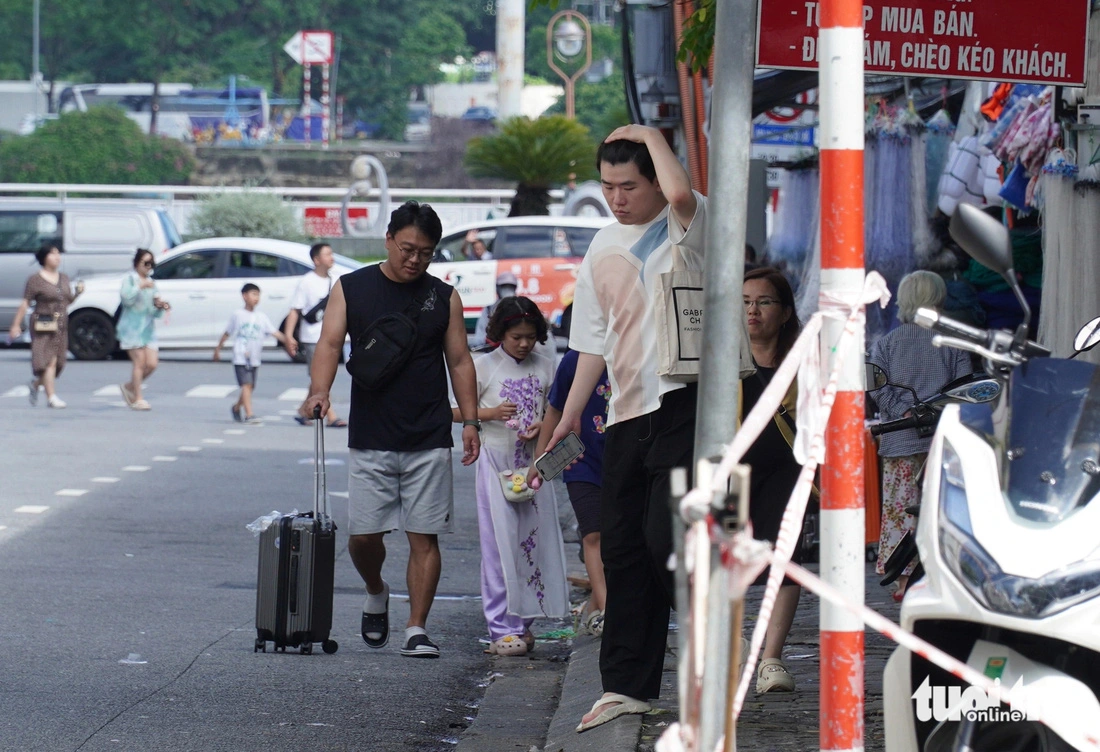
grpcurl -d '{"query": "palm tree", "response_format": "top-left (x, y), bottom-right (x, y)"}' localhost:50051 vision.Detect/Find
top-left (465, 115), bottom-right (596, 216)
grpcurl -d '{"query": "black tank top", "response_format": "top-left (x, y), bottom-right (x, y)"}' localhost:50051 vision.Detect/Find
top-left (343, 264), bottom-right (455, 451)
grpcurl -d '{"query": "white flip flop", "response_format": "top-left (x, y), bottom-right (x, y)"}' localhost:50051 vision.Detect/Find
top-left (575, 693), bottom-right (651, 733)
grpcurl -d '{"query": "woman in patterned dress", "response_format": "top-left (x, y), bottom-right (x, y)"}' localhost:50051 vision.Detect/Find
top-left (869, 271), bottom-right (971, 600)
top-left (117, 249), bottom-right (171, 411)
top-left (7, 245), bottom-right (83, 409)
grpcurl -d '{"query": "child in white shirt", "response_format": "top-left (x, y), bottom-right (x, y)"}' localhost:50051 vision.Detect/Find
top-left (214, 283), bottom-right (286, 423)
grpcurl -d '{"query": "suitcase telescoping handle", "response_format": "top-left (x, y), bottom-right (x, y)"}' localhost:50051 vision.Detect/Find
top-left (313, 406), bottom-right (327, 517)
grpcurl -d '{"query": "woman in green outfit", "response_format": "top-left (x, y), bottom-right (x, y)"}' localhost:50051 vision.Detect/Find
top-left (118, 249), bottom-right (171, 411)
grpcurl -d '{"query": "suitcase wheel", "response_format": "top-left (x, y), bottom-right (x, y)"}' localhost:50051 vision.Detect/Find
top-left (253, 638), bottom-right (266, 653)
top-left (322, 639), bottom-right (339, 654)
top-left (300, 643), bottom-right (313, 655)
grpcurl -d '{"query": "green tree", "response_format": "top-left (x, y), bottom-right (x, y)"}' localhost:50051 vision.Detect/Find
top-left (465, 115), bottom-right (596, 216)
top-left (543, 77), bottom-right (629, 142)
top-left (188, 190), bottom-right (307, 241)
top-left (0, 108), bottom-right (195, 184)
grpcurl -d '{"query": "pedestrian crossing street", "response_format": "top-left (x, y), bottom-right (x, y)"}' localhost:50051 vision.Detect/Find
top-left (2, 383), bottom-right (309, 402)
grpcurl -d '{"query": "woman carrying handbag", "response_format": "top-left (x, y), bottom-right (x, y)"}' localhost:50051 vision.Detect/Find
top-left (8, 244), bottom-right (83, 409)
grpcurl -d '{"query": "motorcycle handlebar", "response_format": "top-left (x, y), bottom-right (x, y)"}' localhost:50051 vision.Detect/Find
top-left (870, 415), bottom-right (921, 437)
top-left (914, 308), bottom-right (988, 345)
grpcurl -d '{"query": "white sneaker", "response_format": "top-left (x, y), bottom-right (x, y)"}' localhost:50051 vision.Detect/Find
top-left (47, 395), bottom-right (67, 409)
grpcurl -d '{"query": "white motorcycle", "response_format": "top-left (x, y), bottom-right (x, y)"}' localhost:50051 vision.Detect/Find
top-left (882, 202), bottom-right (1100, 752)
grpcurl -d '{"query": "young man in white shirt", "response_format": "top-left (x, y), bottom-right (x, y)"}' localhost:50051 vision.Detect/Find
top-left (543, 124), bottom-right (707, 732)
top-left (285, 243), bottom-right (346, 427)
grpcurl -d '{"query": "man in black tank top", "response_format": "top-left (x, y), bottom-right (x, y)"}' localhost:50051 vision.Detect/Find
top-left (302, 201), bottom-right (481, 659)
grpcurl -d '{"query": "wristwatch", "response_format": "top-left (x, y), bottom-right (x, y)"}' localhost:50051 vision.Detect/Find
top-left (462, 419), bottom-right (482, 432)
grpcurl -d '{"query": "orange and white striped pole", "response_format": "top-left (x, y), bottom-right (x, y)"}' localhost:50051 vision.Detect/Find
top-left (817, 2), bottom-right (866, 752)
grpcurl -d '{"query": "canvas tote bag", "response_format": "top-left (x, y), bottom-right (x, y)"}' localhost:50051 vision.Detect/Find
top-left (655, 246), bottom-right (754, 382)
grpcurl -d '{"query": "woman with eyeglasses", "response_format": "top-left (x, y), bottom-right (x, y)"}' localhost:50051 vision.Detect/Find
top-left (117, 248), bottom-right (171, 411)
top-left (739, 265), bottom-right (805, 693)
top-left (8, 244), bottom-right (84, 408)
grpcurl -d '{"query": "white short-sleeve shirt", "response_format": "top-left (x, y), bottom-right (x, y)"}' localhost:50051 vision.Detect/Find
top-left (568, 192), bottom-right (707, 426)
top-left (225, 309), bottom-right (278, 367)
top-left (289, 271), bottom-right (333, 344)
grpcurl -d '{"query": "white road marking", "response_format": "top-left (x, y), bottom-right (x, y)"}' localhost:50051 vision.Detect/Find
top-left (185, 384), bottom-right (239, 398)
top-left (278, 409), bottom-right (300, 416)
top-left (178, 446), bottom-right (202, 452)
top-left (152, 456), bottom-right (177, 462)
top-left (94, 385), bottom-right (124, 397)
top-left (55, 489), bottom-right (89, 497)
top-left (14, 505), bottom-right (48, 514)
top-left (330, 491), bottom-right (349, 498)
top-left (92, 477), bottom-right (120, 483)
top-left (262, 415), bottom-right (284, 421)
top-left (3, 385), bottom-right (31, 398)
top-left (122, 466), bottom-right (150, 472)
top-left (277, 388), bottom-right (308, 402)
top-left (224, 429), bottom-right (246, 435)
top-left (0, 525), bottom-right (7, 531)
top-left (202, 438), bottom-right (224, 445)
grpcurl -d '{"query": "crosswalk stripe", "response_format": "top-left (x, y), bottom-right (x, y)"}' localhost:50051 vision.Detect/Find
top-left (2, 385), bottom-right (31, 398)
top-left (122, 466), bottom-right (150, 472)
top-left (178, 446), bottom-right (202, 452)
top-left (185, 384), bottom-right (239, 398)
top-left (152, 456), bottom-right (177, 462)
top-left (14, 505), bottom-right (48, 514)
top-left (55, 489), bottom-right (88, 497)
top-left (224, 429), bottom-right (246, 435)
top-left (92, 477), bottom-right (120, 483)
top-left (202, 438), bottom-right (224, 445)
top-left (277, 388), bottom-right (308, 402)
top-left (94, 385), bottom-right (123, 397)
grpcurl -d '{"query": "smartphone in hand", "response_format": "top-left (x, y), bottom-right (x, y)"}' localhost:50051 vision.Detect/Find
top-left (534, 432), bottom-right (586, 481)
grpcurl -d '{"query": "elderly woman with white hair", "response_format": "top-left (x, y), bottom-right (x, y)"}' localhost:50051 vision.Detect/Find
top-left (868, 271), bottom-right (972, 600)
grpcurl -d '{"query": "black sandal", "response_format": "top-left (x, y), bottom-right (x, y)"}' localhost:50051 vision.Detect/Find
top-left (361, 594), bottom-right (389, 649)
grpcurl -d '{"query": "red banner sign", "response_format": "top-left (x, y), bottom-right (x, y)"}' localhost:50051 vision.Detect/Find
top-left (303, 206), bottom-right (368, 238)
top-left (757, 0), bottom-right (1090, 86)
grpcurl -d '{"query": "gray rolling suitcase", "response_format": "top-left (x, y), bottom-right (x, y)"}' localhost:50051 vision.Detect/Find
top-left (254, 411), bottom-right (338, 654)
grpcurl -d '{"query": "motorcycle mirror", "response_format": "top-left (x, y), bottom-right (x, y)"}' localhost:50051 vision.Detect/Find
top-left (1074, 317), bottom-right (1100, 354)
top-left (949, 204), bottom-right (1013, 277)
top-left (865, 362), bottom-right (889, 391)
top-left (949, 203), bottom-right (1033, 340)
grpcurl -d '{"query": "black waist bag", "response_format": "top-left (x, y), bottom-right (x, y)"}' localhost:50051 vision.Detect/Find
top-left (346, 304), bottom-right (421, 390)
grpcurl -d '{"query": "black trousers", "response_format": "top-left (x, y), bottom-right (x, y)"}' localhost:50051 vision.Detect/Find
top-left (598, 383), bottom-right (697, 701)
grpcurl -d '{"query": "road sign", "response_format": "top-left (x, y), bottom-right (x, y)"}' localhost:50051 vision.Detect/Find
top-left (757, 0), bottom-right (1090, 86)
top-left (283, 30), bottom-right (335, 65)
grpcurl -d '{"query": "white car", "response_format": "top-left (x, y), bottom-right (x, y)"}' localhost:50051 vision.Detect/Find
top-left (67, 237), bottom-right (362, 360)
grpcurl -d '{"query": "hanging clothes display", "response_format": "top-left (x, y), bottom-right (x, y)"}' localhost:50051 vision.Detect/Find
top-left (765, 167), bottom-right (819, 282)
top-left (1038, 153), bottom-right (1100, 365)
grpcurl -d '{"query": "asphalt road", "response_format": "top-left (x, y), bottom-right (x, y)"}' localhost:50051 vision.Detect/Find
top-left (0, 347), bottom-right (563, 752)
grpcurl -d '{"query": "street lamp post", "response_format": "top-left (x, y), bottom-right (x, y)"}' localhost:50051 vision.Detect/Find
top-left (546, 10), bottom-right (592, 120)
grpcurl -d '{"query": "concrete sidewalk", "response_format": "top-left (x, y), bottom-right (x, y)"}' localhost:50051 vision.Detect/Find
top-left (543, 563), bottom-right (901, 752)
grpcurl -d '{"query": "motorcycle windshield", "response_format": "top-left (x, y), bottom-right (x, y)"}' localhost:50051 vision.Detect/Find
top-left (1005, 359), bottom-right (1100, 522)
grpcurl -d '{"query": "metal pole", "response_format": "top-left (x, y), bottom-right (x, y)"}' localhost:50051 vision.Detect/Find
top-left (817, 2), bottom-right (866, 752)
top-left (321, 63), bottom-right (330, 148)
top-left (303, 63), bottom-right (311, 147)
top-left (32, 0), bottom-right (40, 125)
top-left (496, 0), bottom-right (525, 119)
top-left (692, 0), bottom-right (758, 750)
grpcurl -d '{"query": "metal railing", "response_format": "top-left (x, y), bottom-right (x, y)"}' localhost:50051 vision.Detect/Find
top-left (0, 183), bottom-right (567, 238)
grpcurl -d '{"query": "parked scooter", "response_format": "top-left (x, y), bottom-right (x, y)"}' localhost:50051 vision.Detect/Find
top-left (883, 203), bottom-right (1100, 751)
top-left (867, 368), bottom-right (1003, 588)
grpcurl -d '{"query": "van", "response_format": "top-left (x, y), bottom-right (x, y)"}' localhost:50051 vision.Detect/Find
top-left (0, 199), bottom-right (182, 333)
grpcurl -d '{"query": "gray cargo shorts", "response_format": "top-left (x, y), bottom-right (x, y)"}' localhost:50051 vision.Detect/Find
top-left (348, 447), bottom-right (454, 536)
